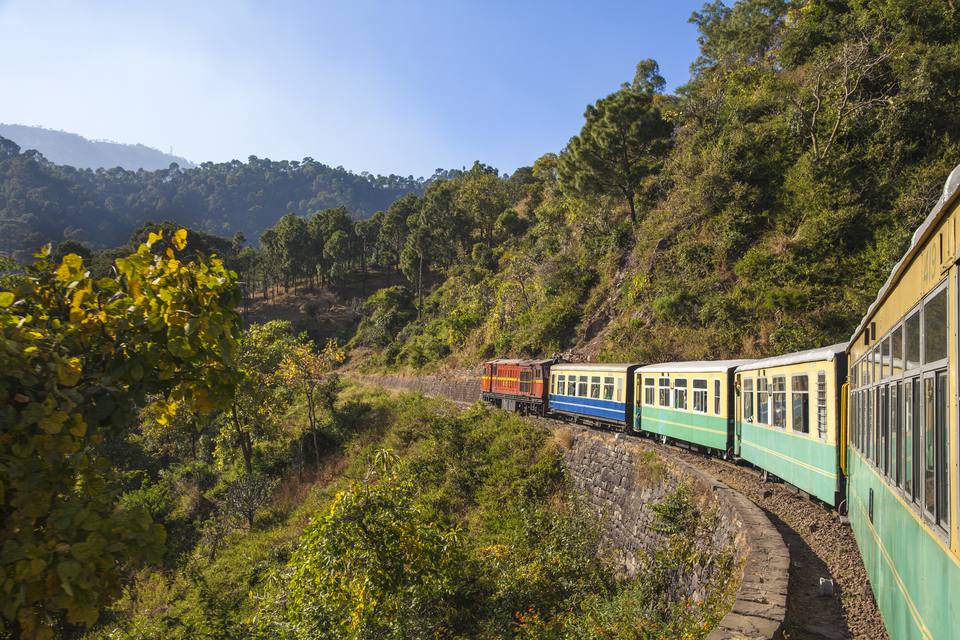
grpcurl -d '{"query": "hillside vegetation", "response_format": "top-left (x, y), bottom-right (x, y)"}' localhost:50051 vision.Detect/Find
top-left (0, 136), bottom-right (437, 259)
top-left (338, 0), bottom-right (960, 365)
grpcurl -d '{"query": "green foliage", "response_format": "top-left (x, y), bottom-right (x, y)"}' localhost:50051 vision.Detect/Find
top-left (280, 459), bottom-right (472, 639)
top-left (0, 230), bottom-right (241, 638)
top-left (0, 142), bottom-right (431, 260)
top-left (558, 59), bottom-right (673, 222)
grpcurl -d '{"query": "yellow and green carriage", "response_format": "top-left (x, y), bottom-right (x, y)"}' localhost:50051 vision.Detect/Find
top-left (733, 345), bottom-right (848, 507)
top-left (846, 165), bottom-right (960, 640)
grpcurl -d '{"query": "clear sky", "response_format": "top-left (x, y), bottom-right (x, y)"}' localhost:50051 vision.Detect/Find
top-left (0, 0), bottom-right (705, 177)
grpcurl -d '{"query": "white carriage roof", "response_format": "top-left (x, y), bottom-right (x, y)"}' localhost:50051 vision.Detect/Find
top-left (551, 362), bottom-right (637, 372)
top-left (735, 343), bottom-right (847, 371)
top-left (638, 359), bottom-right (756, 373)
top-left (851, 162), bottom-right (960, 342)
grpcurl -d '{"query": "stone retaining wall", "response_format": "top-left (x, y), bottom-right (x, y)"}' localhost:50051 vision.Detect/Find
top-left (354, 374), bottom-right (788, 639)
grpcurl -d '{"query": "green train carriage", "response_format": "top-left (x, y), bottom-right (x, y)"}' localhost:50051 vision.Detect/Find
top-left (633, 360), bottom-right (753, 455)
top-left (733, 345), bottom-right (847, 507)
top-left (846, 165), bottom-right (960, 640)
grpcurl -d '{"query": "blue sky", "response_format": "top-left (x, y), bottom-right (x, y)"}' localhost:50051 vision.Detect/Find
top-left (0, 1), bottom-right (705, 177)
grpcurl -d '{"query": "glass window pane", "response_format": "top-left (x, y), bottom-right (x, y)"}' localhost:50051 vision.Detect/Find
top-left (615, 377), bottom-right (623, 402)
top-left (891, 326), bottom-right (903, 377)
top-left (591, 376), bottom-right (601, 399)
top-left (881, 337), bottom-right (890, 379)
top-left (674, 378), bottom-right (687, 410)
top-left (644, 378), bottom-right (655, 405)
top-left (772, 376), bottom-right (786, 428)
top-left (743, 378), bottom-right (754, 421)
top-left (891, 382), bottom-right (900, 485)
top-left (757, 378), bottom-right (769, 424)
top-left (714, 379), bottom-right (721, 414)
top-left (924, 289), bottom-right (948, 364)
top-left (924, 376), bottom-right (936, 516)
top-left (905, 311), bottom-right (921, 370)
top-left (578, 375), bottom-right (588, 397)
top-left (904, 378), bottom-right (916, 498)
top-left (791, 375), bottom-right (809, 434)
top-left (659, 378), bottom-right (670, 407)
top-left (881, 385), bottom-right (889, 475)
top-left (603, 376), bottom-right (615, 401)
top-left (558, 375), bottom-right (566, 395)
top-left (937, 371), bottom-right (949, 528)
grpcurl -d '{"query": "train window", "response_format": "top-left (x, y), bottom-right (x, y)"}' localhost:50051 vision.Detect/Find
top-left (816, 372), bottom-right (827, 440)
top-left (891, 325), bottom-right (903, 377)
top-left (590, 376), bottom-right (601, 399)
top-left (659, 378), bottom-right (670, 407)
top-left (520, 370), bottom-right (532, 394)
top-left (923, 289), bottom-right (948, 364)
top-left (880, 385), bottom-right (889, 474)
top-left (874, 386), bottom-right (882, 465)
top-left (791, 375), bottom-right (809, 434)
top-left (615, 377), bottom-right (622, 402)
top-left (743, 378), bottom-right (754, 421)
top-left (891, 382), bottom-right (900, 484)
top-left (871, 348), bottom-right (880, 385)
top-left (757, 378), bottom-right (769, 424)
top-left (881, 337), bottom-right (890, 379)
top-left (674, 378), bottom-right (688, 410)
top-left (644, 378), bottom-right (655, 405)
top-left (578, 375), bottom-right (589, 397)
top-left (714, 379), bottom-right (721, 414)
top-left (557, 375), bottom-right (565, 395)
top-left (771, 376), bottom-right (786, 428)
top-left (904, 378), bottom-right (916, 498)
top-left (603, 377), bottom-right (615, 401)
top-left (924, 375), bottom-right (937, 518)
top-left (935, 371), bottom-right (948, 529)
top-left (905, 310), bottom-right (921, 370)
top-left (693, 379), bottom-right (708, 412)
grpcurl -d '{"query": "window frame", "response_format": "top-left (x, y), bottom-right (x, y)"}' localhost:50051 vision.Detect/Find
top-left (673, 378), bottom-right (688, 411)
top-left (692, 379), bottom-right (708, 413)
top-left (791, 374), bottom-right (809, 434)
top-left (644, 377), bottom-right (655, 406)
top-left (659, 377), bottom-right (670, 407)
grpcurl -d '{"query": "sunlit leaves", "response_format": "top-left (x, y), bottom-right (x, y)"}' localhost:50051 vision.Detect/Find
top-left (0, 228), bottom-right (242, 637)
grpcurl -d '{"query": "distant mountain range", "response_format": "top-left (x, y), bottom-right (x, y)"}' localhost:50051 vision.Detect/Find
top-left (0, 123), bottom-right (194, 171)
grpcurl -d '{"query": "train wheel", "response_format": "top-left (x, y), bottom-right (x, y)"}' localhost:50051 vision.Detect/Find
top-left (760, 469), bottom-right (769, 483)
top-left (659, 434), bottom-right (667, 445)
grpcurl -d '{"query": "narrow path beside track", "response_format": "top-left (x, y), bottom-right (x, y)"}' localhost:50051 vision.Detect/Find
top-left (666, 448), bottom-right (886, 640)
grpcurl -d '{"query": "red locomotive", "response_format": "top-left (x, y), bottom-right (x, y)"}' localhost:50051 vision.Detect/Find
top-left (480, 358), bottom-right (555, 415)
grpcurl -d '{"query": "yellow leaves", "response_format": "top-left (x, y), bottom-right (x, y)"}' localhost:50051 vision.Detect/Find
top-left (68, 414), bottom-right (87, 438)
top-left (55, 256), bottom-right (84, 285)
top-left (57, 357), bottom-right (82, 387)
top-left (146, 231), bottom-right (163, 247)
top-left (0, 291), bottom-right (13, 307)
top-left (172, 228), bottom-right (188, 251)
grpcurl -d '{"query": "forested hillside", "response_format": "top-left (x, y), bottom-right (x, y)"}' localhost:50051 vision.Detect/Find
top-left (0, 136), bottom-right (435, 260)
top-left (339, 0), bottom-right (960, 365)
top-left (0, 124), bottom-right (195, 172)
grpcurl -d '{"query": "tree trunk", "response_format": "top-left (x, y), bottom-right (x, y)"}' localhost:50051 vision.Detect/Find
top-left (231, 404), bottom-right (253, 476)
top-left (626, 192), bottom-right (637, 223)
top-left (417, 253), bottom-right (424, 319)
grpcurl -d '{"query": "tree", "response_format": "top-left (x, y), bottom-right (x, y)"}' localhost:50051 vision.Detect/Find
top-left (279, 451), bottom-right (469, 639)
top-left (558, 59), bottom-right (672, 223)
top-left (278, 339), bottom-right (345, 472)
top-left (456, 164), bottom-right (511, 247)
top-left (0, 230), bottom-right (241, 638)
top-left (228, 321), bottom-right (301, 476)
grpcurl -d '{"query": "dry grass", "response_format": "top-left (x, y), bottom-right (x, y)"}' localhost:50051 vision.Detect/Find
top-left (553, 427), bottom-right (575, 451)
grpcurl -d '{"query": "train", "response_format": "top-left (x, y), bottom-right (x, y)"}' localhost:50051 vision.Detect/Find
top-left (478, 164), bottom-right (960, 639)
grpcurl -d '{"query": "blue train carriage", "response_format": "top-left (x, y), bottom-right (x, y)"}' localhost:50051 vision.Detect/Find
top-left (733, 345), bottom-right (847, 507)
top-left (547, 363), bottom-right (640, 430)
top-left (633, 360), bottom-right (754, 456)
top-left (846, 165), bottom-right (960, 639)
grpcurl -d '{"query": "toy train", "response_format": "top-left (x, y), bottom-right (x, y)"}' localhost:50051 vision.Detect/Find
top-left (481, 164), bottom-right (960, 640)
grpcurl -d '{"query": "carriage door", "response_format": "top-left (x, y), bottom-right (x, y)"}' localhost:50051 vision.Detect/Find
top-left (734, 374), bottom-right (743, 456)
